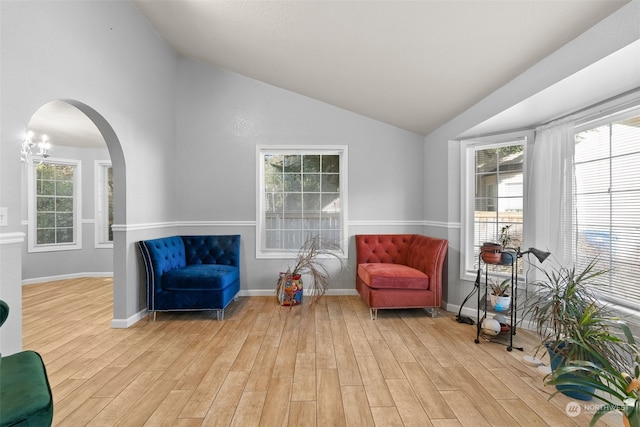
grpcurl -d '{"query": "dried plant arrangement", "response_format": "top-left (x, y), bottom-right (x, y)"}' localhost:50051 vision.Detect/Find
top-left (276, 235), bottom-right (344, 306)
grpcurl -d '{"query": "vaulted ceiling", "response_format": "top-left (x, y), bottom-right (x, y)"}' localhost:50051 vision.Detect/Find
top-left (30, 1), bottom-right (637, 149)
top-left (132, 0), bottom-right (631, 137)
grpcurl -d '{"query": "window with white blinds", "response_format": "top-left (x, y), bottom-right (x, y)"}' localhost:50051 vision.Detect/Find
top-left (574, 110), bottom-right (640, 309)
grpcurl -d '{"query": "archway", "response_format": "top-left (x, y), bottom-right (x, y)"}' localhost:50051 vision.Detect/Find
top-left (22, 99), bottom-right (126, 323)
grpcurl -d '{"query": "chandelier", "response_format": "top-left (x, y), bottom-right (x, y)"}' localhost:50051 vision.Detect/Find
top-left (21, 131), bottom-right (51, 165)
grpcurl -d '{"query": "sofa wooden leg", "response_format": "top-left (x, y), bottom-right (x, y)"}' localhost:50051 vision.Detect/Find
top-left (217, 309), bottom-right (224, 321)
top-left (370, 308), bottom-right (378, 320)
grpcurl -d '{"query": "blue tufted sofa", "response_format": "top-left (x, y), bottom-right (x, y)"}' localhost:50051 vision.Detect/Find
top-left (137, 235), bottom-right (240, 321)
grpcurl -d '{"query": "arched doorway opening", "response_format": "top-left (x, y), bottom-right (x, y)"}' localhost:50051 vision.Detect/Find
top-left (21, 99), bottom-right (125, 323)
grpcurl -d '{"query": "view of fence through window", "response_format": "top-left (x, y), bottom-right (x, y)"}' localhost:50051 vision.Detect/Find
top-left (574, 112), bottom-right (640, 309)
top-left (474, 143), bottom-right (524, 274)
top-left (263, 153), bottom-right (341, 251)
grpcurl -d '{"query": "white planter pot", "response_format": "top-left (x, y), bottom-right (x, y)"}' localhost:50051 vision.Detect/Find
top-left (494, 295), bottom-right (511, 312)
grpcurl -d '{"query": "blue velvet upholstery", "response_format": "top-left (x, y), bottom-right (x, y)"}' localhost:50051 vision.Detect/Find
top-left (138, 235), bottom-right (240, 320)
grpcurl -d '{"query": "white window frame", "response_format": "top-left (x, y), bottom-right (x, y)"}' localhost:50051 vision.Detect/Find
top-left (256, 145), bottom-right (348, 259)
top-left (27, 157), bottom-right (82, 253)
top-left (94, 160), bottom-right (113, 249)
top-left (572, 105), bottom-right (640, 310)
top-left (460, 134), bottom-right (529, 281)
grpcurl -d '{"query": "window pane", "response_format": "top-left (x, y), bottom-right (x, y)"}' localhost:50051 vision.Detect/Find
top-left (260, 149), bottom-right (345, 253)
top-left (265, 154), bottom-right (284, 173)
top-left (282, 230), bottom-right (304, 250)
top-left (56, 165), bottom-right (74, 180)
top-left (321, 194), bottom-right (340, 214)
top-left (56, 228), bottom-right (73, 243)
top-left (284, 193), bottom-right (302, 212)
top-left (574, 112), bottom-right (640, 310)
top-left (303, 193), bottom-right (321, 212)
top-left (37, 180), bottom-right (55, 196)
top-left (37, 197), bottom-right (55, 211)
top-left (612, 153), bottom-right (640, 191)
top-left (37, 164), bottom-right (54, 179)
top-left (283, 155), bottom-right (301, 172)
top-left (37, 212), bottom-right (55, 228)
top-left (322, 174), bottom-right (339, 192)
top-left (473, 143), bottom-right (524, 271)
top-left (56, 181), bottom-right (73, 196)
top-left (37, 228), bottom-right (55, 245)
top-left (575, 126), bottom-right (610, 162)
top-left (303, 155), bottom-right (320, 172)
top-left (32, 161), bottom-right (77, 248)
top-left (303, 174), bottom-right (320, 192)
top-left (265, 173), bottom-right (282, 192)
top-left (56, 212), bottom-right (73, 227)
top-left (283, 174), bottom-right (301, 192)
top-left (322, 155), bottom-right (339, 173)
top-left (576, 159), bottom-right (609, 193)
top-left (56, 198), bottom-right (73, 212)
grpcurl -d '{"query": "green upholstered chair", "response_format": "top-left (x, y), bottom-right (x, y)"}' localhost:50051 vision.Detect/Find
top-left (0, 300), bottom-right (53, 426)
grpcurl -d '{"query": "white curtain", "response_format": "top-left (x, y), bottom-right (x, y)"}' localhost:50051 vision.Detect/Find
top-left (527, 119), bottom-right (575, 266)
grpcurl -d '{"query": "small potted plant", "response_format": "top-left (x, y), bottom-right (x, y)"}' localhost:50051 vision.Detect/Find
top-left (489, 277), bottom-right (511, 312)
top-left (276, 235), bottom-right (344, 306)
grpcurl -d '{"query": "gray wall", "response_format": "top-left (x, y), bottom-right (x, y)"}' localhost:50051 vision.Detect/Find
top-left (1, 0), bottom-right (177, 354)
top-left (173, 58), bottom-right (426, 294)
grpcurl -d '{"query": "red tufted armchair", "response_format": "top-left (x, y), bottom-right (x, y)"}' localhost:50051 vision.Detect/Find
top-left (355, 234), bottom-right (448, 320)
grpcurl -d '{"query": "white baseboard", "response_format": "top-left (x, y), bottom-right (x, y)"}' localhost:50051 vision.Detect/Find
top-left (446, 301), bottom-right (536, 332)
top-left (238, 288), bottom-right (358, 297)
top-left (111, 309), bottom-right (148, 328)
top-left (22, 272), bottom-right (113, 285)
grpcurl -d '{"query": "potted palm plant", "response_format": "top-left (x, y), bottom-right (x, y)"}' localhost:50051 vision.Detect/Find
top-left (275, 235), bottom-right (344, 306)
top-left (522, 257), bottom-right (628, 400)
top-left (546, 321), bottom-right (640, 426)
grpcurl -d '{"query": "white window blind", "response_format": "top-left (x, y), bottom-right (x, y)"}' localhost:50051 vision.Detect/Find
top-left (574, 111), bottom-right (640, 309)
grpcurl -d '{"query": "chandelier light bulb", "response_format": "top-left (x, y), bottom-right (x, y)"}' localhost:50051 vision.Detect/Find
top-left (21, 131), bottom-right (51, 164)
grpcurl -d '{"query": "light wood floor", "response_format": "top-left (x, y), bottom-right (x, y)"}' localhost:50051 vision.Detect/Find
top-left (22, 278), bottom-right (621, 426)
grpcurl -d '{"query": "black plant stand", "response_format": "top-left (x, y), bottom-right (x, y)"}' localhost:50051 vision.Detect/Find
top-left (475, 251), bottom-right (523, 352)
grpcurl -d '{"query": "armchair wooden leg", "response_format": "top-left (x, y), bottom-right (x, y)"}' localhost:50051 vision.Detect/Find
top-left (370, 308), bottom-right (378, 320)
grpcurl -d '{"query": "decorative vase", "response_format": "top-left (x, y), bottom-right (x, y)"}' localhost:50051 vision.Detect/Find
top-left (277, 273), bottom-right (303, 306)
